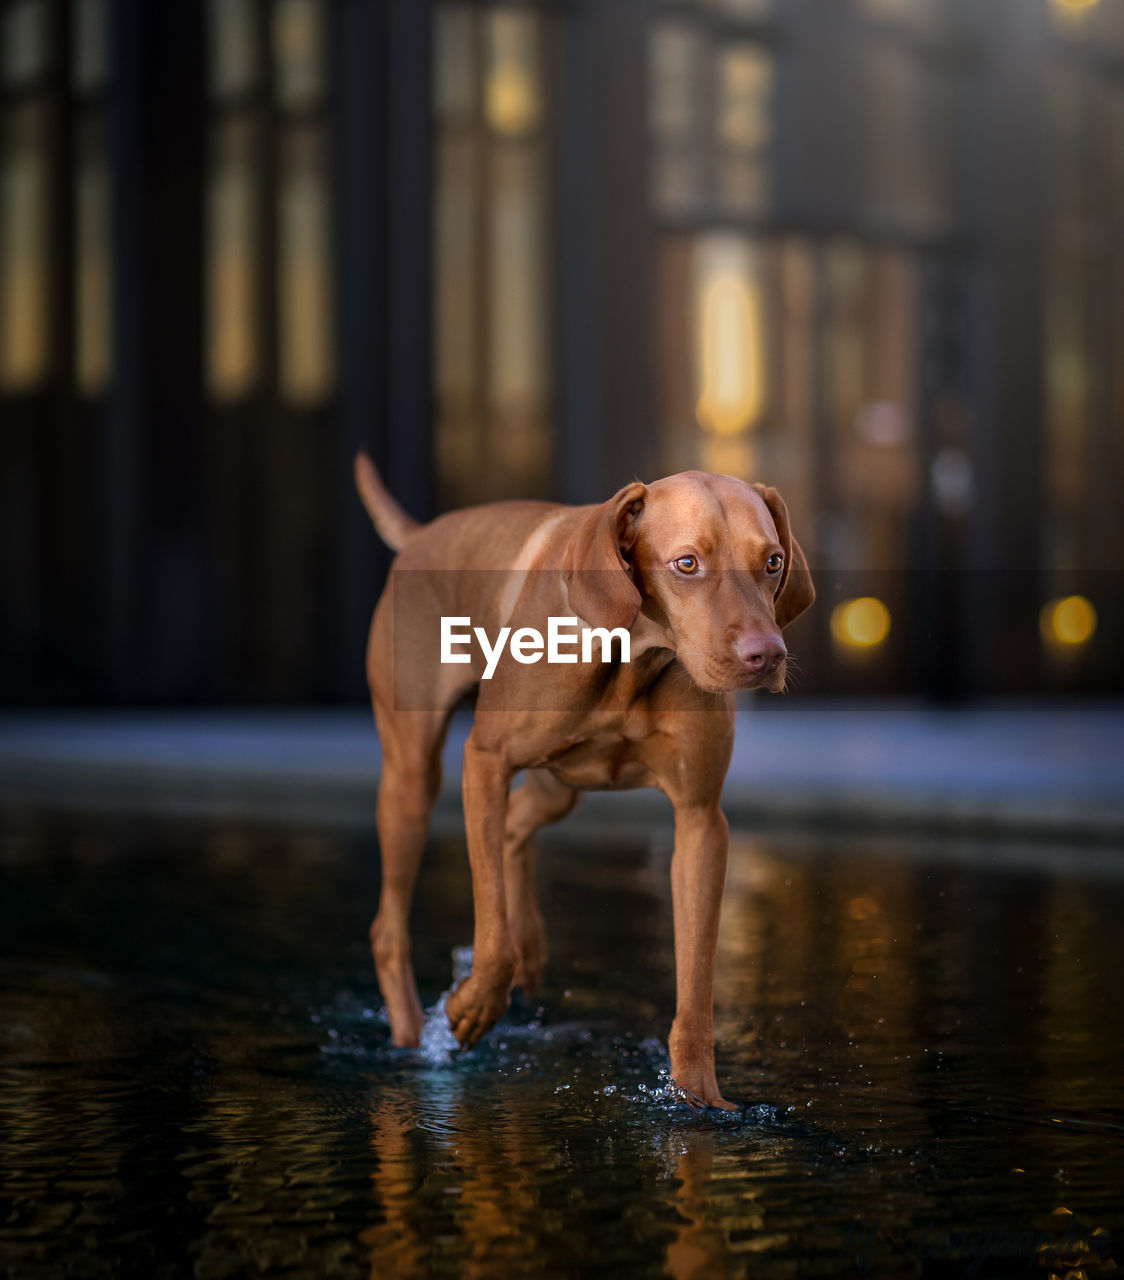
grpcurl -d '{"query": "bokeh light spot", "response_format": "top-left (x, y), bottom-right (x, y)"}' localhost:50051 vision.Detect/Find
top-left (1040, 595), bottom-right (1097, 649)
top-left (831, 597), bottom-right (891, 650)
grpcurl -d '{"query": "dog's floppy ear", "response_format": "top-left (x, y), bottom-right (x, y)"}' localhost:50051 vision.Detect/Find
top-left (563, 482), bottom-right (647, 631)
top-left (752, 483), bottom-right (815, 629)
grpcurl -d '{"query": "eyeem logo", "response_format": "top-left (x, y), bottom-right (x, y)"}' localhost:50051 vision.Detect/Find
top-left (441, 616), bottom-right (630, 680)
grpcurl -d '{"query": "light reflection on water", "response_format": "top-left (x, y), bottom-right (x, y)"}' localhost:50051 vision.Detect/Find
top-left (1, 809), bottom-right (1121, 1277)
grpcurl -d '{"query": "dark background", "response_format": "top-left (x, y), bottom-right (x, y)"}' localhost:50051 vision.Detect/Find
top-left (1, 0), bottom-right (1121, 707)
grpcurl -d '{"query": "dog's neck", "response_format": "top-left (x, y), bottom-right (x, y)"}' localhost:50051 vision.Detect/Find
top-left (555, 575), bottom-right (682, 705)
top-left (608, 610), bottom-right (679, 705)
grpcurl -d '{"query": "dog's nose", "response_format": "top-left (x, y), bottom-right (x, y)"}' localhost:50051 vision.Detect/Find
top-left (734, 632), bottom-right (786, 673)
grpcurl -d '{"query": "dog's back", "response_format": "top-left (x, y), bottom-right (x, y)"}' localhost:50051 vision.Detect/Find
top-left (355, 450), bottom-right (580, 576)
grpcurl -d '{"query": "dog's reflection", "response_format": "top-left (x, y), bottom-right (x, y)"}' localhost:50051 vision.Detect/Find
top-left (363, 1075), bottom-right (781, 1278)
top-left (665, 1132), bottom-right (729, 1280)
top-left (362, 1073), bottom-right (553, 1278)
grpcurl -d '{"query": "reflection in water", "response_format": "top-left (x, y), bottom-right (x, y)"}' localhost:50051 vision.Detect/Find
top-left (0, 809), bottom-right (1121, 1276)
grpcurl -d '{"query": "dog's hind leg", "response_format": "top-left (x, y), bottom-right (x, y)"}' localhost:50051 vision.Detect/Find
top-left (503, 769), bottom-right (580, 996)
top-left (370, 705), bottom-right (450, 1047)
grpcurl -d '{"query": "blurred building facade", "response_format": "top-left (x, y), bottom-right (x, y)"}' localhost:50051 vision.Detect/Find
top-left (1, 0), bottom-right (1121, 704)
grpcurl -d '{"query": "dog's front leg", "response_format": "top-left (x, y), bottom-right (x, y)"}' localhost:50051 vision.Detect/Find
top-left (667, 802), bottom-right (737, 1111)
top-left (446, 736), bottom-right (517, 1048)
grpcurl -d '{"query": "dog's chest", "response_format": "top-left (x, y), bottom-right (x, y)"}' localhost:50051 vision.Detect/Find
top-left (537, 731), bottom-right (656, 793)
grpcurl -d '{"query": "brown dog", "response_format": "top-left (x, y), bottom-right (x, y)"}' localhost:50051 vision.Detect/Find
top-left (355, 453), bottom-right (814, 1109)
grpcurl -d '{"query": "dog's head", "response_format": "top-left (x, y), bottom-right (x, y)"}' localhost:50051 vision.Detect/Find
top-left (564, 471), bottom-right (814, 693)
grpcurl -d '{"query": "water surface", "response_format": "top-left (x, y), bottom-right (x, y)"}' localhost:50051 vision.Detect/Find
top-left (1, 807), bottom-right (1121, 1277)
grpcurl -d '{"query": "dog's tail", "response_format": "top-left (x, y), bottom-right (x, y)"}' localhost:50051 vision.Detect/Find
top-left (353, 450), bottom-right (420, 552)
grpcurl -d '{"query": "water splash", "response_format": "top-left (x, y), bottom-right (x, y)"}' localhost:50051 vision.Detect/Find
top-left (417, 945), bottom-right (475, 1064)
top-left (320, 952), bottom-right (777, 1127)
top-left (451, 945), bottom-right (474, 984)
top-left (418, 991), bottom-right (460, 1063)
top-left (625, 1066), bottom-right (781, 1127)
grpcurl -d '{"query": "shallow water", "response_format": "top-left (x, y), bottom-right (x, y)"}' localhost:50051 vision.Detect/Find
top-left (1, 807), bottom-right (1121, 1278)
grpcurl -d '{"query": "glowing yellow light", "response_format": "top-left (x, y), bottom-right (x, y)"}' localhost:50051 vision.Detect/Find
top-left (831, 597), bottom-right (891, 650)
top-left (486, 66), bottom-right (538, 135)
top-left (1053, 0), bottom-right (1099, 11)
top-left (695, 271), bottom-right (765, 438)
top-left (1040, 595), bottom-right (1097, 649)
top-left (485, 14), bottom-right (540, 137)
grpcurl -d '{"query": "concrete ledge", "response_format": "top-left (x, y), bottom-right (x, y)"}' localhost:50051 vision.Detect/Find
top-left (1, 704), bottom-right (1123, 842)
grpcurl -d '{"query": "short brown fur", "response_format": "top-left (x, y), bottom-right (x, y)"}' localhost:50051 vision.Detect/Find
top-left (357, 455), bottom-right (814, 1109)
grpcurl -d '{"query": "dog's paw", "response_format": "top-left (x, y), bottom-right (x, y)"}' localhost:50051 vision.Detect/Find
top-left (388, 1002), bottom-right (425, 1049)
top-left (446, 972), bottom-right (510, 1049)
top-left (668, 1076), bottom-right (740, 1113)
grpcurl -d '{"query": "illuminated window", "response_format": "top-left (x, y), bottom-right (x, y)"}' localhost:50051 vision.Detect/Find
top-left (204, 0), bottom-right (335, 407)
top-left (206, 0), bottom-right (260, 402)
top-left (433, 3), bottom-right (553, 507)
top-left (274, 0), bottom-right (334, 406)
top-left (657, 230), bottom-right (820, 542)
top-left (716, 43), bottom-right (773, 214)
top-left (278, 123), bottom-right (334, 405)
top-left (0, 0), bottom-right (116, 397)
top-left (273, 0), bottom-right (325, 112)
top-left (692, 234), bottom-right (767, 477)
top-left (206, 114), bottom-right (261, 402)
top-left (0, 0), bottom-right (51, 391)
top-left (0, 102), bottom-right (49, 391)
top-left (650, 15), bottom-right (774, 220)
top-left (658, 234), bottom-right (919, 575)
top-left (484, 11), bottom-right (541, 137)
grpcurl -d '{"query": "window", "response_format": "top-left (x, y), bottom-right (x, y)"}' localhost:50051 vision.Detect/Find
top-left (432, 4), bottom-right (553, 508)
top-left (206, 0), bottom-right (261, 402)
top-left (0, 0), bottom-right (114, 396)
top-left (274, 0), bottom-right (333, 405)
top-left (649, 18), bottom-right (775, 219)
top-left (0, 0), bottom-right (50, 391)
top-left (204, 0), bottom-right (334, 407)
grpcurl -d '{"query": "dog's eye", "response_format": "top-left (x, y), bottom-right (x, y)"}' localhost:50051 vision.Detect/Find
top-left (673, 555), bottom-right (699, 576)
top-left (766, 553), bottom-right (784, 575)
